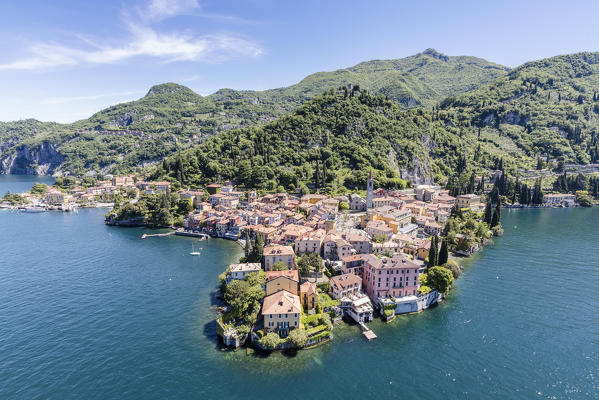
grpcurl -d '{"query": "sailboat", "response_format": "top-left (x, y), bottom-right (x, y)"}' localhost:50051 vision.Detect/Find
top-left (190, 243), bottom-right (201, 256)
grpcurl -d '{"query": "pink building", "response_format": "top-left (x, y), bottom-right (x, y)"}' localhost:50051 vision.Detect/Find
top-left (362, 254), bottom-right (425, 301)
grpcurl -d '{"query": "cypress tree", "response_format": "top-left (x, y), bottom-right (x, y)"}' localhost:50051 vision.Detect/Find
top-left (491, 201), bottom-right (501, 228)
top-left (438, 239), bottom-right (449, 265)
top-left (483, 199), bottom-right (493, 225)
top-left (494, 202), bottom-right (501, 225)
top-left (428, 235), bottom-right (438, 269)
top-left (491, 209), bottom-right (499, 228)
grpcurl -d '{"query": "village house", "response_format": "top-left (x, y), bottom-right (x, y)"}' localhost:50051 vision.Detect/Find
top-left (294, 229), bottom-right (325, 255)
top-left (205, 184), bottom-right (221, 194)
top-left (178, 190), bottom-right (203, 209)
top-left (371, 196), bottom-right (394, 208)
top-left (263, 244), bottom-right (296, 270)
top-left (372, 240), bottom-right (402, 255)
top-left (329, 273), bottom-right (363, 299)
top-left (341, 254), bottom-right (367, 277)
top-left (365, 220), bottom-right (393, 240)
top-left (340, 295), bottom-right (374, 323)
top-left (112, 176), bottom-right (135, 187)
top-left (455, 194), bottom-right (481, 210)
top-left (343, 233), bottom-right (373, 254)
top-left (261, 290), bottom-right (301, 337)
top-left (299, 281), bottom-right (318, 312)
top-left (138, 181), bottom-right (171, 193)
top-left (265, 270), bottom-right (299, 296)
top-left (209, 193), bottom-right (239, 209)
top-left (349, 193), bottom-right (366, 210)
top-left (228, 263), bottom-right (262, 281)
top-left (45, 188), bottom-right (65, 205)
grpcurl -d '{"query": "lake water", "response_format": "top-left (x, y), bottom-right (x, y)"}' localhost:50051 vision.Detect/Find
top-left (1, 176), bottom-right (598, 399)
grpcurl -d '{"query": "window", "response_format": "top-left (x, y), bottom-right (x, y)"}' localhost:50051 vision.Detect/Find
top-left (278, 314), bottom-right (281, 318)
top-left (270, 315), bottom-right (273, 319)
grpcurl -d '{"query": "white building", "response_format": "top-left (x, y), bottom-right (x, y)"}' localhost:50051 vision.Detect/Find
top-left (543, 193), bottom-right (576, 207)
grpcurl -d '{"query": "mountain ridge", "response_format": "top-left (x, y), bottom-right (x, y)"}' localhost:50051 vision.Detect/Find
top-left (5, 50), bottom-right (599, 183)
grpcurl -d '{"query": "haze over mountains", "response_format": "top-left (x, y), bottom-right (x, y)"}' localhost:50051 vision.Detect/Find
top-left (2, 48), bottom-right (599, 191)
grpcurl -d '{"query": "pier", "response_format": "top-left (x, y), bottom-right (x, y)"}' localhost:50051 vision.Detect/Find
top-left (141, 231), bottom-right (175, 239)
top-left (359, 322), bottom-right (377, 340)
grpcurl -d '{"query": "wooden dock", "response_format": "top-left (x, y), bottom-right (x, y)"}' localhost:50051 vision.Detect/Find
top-left (359, 321), bottom-right (377, 340)
top-left (362, 330), bottom-right (377, 340)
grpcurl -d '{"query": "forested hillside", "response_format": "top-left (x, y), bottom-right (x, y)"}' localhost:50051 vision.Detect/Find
top-left (149, 87), bottom-right (531, 194)
top-left (440, 52), bottom-right (599, 164)
top-left (0, 50), bottom-right (508, 176)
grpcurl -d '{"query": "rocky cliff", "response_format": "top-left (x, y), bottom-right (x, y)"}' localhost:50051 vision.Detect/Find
top-left (0, 142), bottom-right (64, 175)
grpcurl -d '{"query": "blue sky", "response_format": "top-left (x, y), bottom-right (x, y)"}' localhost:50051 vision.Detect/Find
top-left (1, 0), bottom-right (598, 123)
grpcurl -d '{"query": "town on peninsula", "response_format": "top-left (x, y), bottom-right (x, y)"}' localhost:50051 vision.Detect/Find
top-left (3, 161), bottom-right (597, 352)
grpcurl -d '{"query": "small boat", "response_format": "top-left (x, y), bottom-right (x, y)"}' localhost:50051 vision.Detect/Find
top-left (190, 243), bottom-right (201, 256)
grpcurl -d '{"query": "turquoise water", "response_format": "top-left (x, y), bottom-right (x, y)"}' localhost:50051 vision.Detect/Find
top-left (1, 176), bottom-right (599, 399)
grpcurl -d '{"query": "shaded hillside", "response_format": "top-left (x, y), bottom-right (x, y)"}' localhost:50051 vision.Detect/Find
top-left (440, 52), bottom-right (599, 164)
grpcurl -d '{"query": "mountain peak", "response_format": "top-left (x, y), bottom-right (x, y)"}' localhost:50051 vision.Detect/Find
top-left (419, 48), bottom-right (449, 61)
top-left (145, 83), bottom-right (197, 97)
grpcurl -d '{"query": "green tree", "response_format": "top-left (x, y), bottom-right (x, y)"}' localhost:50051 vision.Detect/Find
top-left (427, 235), bottom-right (439, 269)
top-left (442, 260), bottom-right (462, 279)
top-left (261, 332), bottom-right (282, 350)
top-left (426, 266), bottom-right (454, 293)
top-left (245, 270), bottom-right (266, 287)
top-left (483, 199), bottom-right (492, 225)
top-left (438, 239), bottom-right (449, 266)
top-left (297, 252), bottom-right (322, 275)
top-left (30, 182), bottom-right (48, 196)
top-left (270, 261), bottom-right (288, 271)
top-left (286, 329), bottom-right (308, 348)
top-left (176, 199), bottom-right (193, 215)
top-left (154, 207), bottom-right (173, 227)
top-left (491, 201), bottom-right (501, 228)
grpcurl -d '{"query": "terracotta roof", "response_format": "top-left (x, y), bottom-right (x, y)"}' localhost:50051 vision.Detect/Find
top-left (262, 290), bottom-right (301, 315)
top-left (300, 281), bottom-right (317, 295)
top-left (263, 244), bottom-right (295, 256)
top-left (265, 270), bottom-right (299, 282)
top-left (341, 254), bottom-right (367, 262)
top-left (330, 273), bottom-right (362, 291)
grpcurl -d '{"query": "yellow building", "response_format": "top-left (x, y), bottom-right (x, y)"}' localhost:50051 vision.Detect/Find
top-left (265, 270), bottom-right (299, 296)
top-left (299, 281), bottom-right (318, 312)
top-left (262, 290), bottom-right (301, 337)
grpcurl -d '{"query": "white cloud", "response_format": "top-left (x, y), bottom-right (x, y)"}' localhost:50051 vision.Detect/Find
top-left (0, 0), bottom-right (262, 71)
top-left (144, 0), bottom-right (200, 21)
top-left (41, 91), bottom-right (143, 105)
top-left (0, 24), bottom-right (262, 71)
